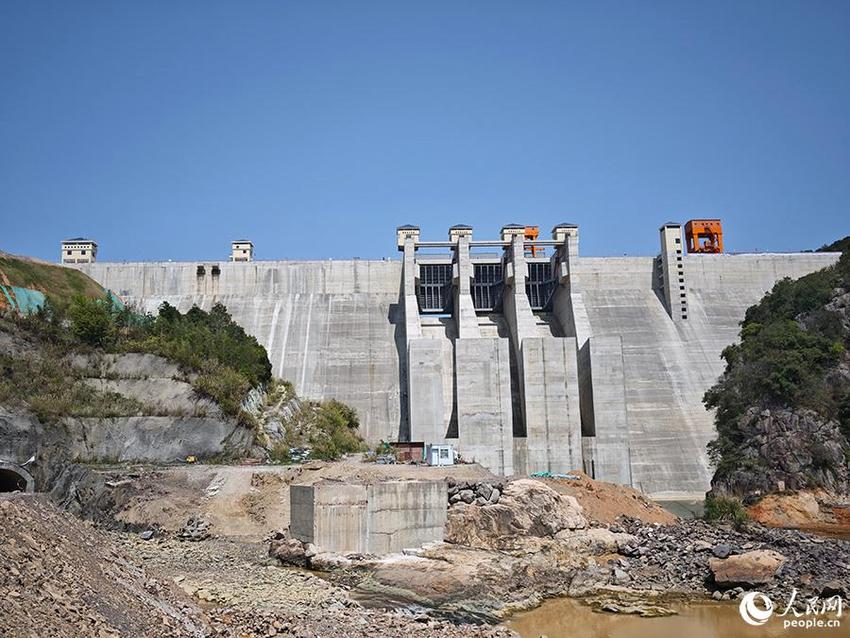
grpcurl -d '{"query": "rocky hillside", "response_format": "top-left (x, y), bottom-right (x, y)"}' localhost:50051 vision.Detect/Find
top-left (705, 239), bottom-right (850, 503)
top-left (0, 253), bottom-right (369, 493)
top-left (0, 495), bottom-right (210, 637)
top-left (0, 290), bottom-right (273, 488)
top-left (0, 326), bottom-right (256, 489)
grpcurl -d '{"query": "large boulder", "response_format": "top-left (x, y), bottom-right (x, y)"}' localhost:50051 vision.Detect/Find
top-left (269, 535), bottom-right (309, 568)
top-left (445, 479), bottom-right (587, 550)
top-left (709, 549), bottom-right (787, 587)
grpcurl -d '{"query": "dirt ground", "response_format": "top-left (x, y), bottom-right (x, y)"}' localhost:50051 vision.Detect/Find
top-left (747, 489), bottom-right (850, 537)
top-left (98, 462), bottom-right (675, 542)
top-left (0, 494), bottom-right (516, 637)
top-left (537, 471), bottom-right (677, 525)
top-left (105, 456), bottom-right (498, 541)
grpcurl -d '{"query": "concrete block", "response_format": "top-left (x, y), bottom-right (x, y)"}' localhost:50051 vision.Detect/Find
top-left (366, 480), bottom-right (447, 554)
top-left (290, 480), bottom-right (445, 555)
top-left (290, 483), bottom-right (368, 554)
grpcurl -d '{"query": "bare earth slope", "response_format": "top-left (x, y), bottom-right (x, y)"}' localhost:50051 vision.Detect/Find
top-left (0, 494), bottom-right (517, 638)
top-left (0, 494), bottom-right (209, 638)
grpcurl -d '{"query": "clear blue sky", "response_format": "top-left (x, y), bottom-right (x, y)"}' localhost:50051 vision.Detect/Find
top-left (2, 1), bottom-right (848, 262)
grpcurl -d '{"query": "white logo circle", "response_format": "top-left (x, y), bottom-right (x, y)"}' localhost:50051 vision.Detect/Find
top-left (739, 592), bottom-right (774, 626)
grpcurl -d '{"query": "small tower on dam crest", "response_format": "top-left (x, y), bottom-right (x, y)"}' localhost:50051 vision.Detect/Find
top-left (230, 240), bottom-right (254, 262)
top-left (61, 238), bottom-right (97, 264)
top-left (396, 225), bottom-right (420, 250)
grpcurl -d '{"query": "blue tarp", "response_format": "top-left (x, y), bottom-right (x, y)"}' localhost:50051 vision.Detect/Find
top-left (106, 289), bottom-right (125, 310)
top-left (530, 471), bottom-right (582, 480)
top-left (0, 285), bottom-right (46, 315)
top-left (1, 284), bottom-right (126, 317)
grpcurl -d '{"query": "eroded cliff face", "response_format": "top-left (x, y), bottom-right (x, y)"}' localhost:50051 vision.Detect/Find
top-left (710, 407), bottom-right (849, 498)
top-left (0, 329), bottom-right (254, 490)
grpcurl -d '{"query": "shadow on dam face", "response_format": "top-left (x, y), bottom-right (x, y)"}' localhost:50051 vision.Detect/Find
top-left (0, 463), bottom-right (34, 493)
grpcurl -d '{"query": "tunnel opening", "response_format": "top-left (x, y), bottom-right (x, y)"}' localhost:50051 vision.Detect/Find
top-left (0, 464), bottom-right (34, 493)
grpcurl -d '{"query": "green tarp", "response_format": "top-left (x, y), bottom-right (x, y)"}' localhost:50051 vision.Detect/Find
top-left (0, 285), bottom-right (46, 314)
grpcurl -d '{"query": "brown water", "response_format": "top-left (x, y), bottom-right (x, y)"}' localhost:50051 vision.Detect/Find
top-left (505, 598), bottom-right (849, 638)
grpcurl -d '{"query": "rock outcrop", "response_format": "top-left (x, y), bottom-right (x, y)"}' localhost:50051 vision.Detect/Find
top-left (0, 341), bottom-right (255, 491)
top-left (445, 479), bottom-right (586, 550)
top-left (711, 407), bottom-right (849, 499)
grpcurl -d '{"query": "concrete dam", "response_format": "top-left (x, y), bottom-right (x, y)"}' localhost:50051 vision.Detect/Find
top-left (76, 224), bottom-right (840, 497)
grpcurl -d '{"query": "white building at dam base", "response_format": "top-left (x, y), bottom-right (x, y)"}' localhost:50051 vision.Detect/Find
top-left (72, 224), bottom-right (841, 498)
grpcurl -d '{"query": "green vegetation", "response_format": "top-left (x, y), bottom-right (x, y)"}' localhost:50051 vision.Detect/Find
top-left (68, 297), bottom-right (116, 346)
top-left (264, 393), bottom-right (365, 463)
top-left (308, 400), bottom-right (366, 460)
top-left (121, 303), bottom-right (271, 387)
top-left (703, 495), bottom-right (749, 530)
top-left (0, 254), bottom-right (106, 310)
top-left (118, 302), bottom-right (271, 417)
top-left (705, 244), bottom-right (850, 483)
top-left (0, 337), bottom-right (144, 424)
top-left (817, 235), bottom-right (850, 254)
top-left (5, 298), bottom-right (272, 422)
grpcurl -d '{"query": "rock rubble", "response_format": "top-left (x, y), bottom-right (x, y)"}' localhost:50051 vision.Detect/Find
top-left (618, 516), bottom-right (850, 602)
top-left (448, 480), bottom-right (503, 506)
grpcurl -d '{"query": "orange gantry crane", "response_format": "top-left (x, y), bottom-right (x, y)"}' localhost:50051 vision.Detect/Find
top-left (684, 219), bottom-right (724, 254)
top-left (524, 225), bottom-right (543, 257)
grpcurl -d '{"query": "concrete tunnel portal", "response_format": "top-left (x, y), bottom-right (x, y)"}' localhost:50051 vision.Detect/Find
top-left (0, 462), bottom-right (35, 493)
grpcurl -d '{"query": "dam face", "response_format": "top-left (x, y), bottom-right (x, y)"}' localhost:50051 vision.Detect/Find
top-left (77, 225), bottom-right (840, 497)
